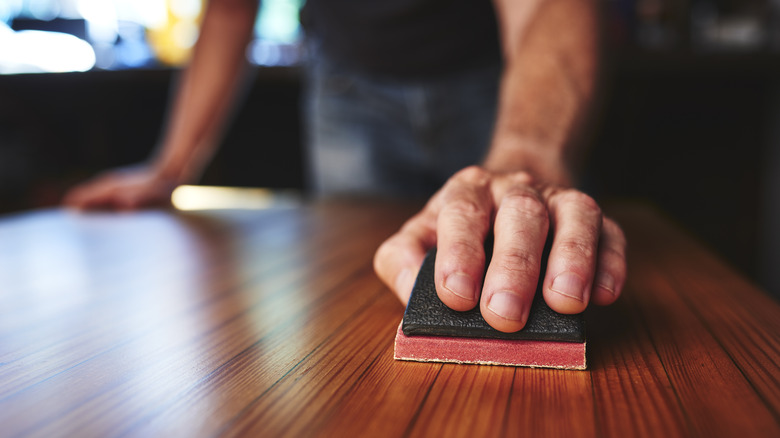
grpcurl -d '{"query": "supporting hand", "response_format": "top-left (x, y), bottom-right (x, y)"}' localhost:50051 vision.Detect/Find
top-left (63, 166), bottom-right (178, 210)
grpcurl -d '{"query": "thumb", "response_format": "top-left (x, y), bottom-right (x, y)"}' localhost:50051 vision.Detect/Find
top-left (374, 234), bottom-right (428, 304)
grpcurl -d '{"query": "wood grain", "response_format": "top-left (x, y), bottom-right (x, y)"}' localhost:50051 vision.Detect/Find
top-left (0, 200), bottom-right (778, 437)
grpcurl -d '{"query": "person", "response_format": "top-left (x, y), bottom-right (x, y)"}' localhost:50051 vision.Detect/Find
top-left (64, 0), bottom-right (626, 333)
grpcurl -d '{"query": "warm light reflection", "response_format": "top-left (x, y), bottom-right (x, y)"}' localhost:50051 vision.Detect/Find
top-left (171, 185), bottom-right (301, 211)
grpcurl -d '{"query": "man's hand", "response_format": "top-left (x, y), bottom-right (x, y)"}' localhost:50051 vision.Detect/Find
top-left (374, 166), bottom-right (626, 333)
top-left (63, 166), bottom-right (178, 210)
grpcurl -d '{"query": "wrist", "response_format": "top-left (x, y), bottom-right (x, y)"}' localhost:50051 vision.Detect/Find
top-left (150, 151), bottom-right (192, 186)
top-left (151, 136), bottom-right (210, 186)
top-left (482, 135), bottom-right (573, 187)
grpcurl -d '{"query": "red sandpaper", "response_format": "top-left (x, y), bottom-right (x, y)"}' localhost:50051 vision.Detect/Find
top-left (393, 323), bottom-right (586, 370)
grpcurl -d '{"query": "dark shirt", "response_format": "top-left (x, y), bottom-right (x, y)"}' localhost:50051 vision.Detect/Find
top-left (301, 0), bottom-right (502, 80)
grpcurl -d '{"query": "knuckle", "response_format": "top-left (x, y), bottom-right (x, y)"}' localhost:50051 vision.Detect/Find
top-left (454, 165), bottom-right (489, 182)
top-left (506, 170), bottom-right (535, 186)
top-left (449, 166), bottom-right (491, 190)
top-left (501, 190), bottom-right (548, 219)
top-left (448, 240), bottom-right (485, 260)
top-left (497, 250), bottom-right (540, 274)
top-left (600, 244), bottom-right (626, 264)
top-left (442, 198), bottom-right (489, 222)
top-left (556, 189), bottom-right (602, 215)
top-left (557, 238), bottom-right (597, 261)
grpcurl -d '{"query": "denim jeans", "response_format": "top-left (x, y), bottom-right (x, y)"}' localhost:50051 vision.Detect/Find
top-left (303, 50), bottom-right (501, 198)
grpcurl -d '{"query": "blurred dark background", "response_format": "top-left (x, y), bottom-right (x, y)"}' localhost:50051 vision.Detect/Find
top-left (0, 0), bottom-right (778, 298)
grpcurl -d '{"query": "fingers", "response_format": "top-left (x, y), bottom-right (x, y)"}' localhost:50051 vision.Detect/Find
top-left (374, 166), bottom-right (628, 331)
top-left (63, 176), bottom-right (123, 210)
top-left (480, 182), bottom-right (549, 332)
top-left (433, 167), bottom-right (492, 311)
top-left (62, 170), bottom-right (175, 211)
top-left (62, 186), bottom-right (88, 209)
top-left (374, 210), bottom-right (437, 304)
top-left (542, 189), bottom-right (603, 314)
top-left (590, 216), bottom-right (627, 306)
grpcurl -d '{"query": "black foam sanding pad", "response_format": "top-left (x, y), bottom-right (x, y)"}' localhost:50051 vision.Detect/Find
top-left (401, 248), bottom-right (585, 343)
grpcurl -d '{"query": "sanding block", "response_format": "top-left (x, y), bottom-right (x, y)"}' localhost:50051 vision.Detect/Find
top-left (394, 248), bottom-right (587, 369)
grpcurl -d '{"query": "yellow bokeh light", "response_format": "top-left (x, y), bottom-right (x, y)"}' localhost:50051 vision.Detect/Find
top-left (146, 0), bottom-right (204, 66)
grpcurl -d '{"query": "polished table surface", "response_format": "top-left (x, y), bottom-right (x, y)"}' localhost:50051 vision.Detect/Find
top-left (0, 200), bottom-right (778, 437)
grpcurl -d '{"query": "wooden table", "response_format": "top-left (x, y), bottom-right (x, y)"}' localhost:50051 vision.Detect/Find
top-left (0, 200), bottom-right (778, 437)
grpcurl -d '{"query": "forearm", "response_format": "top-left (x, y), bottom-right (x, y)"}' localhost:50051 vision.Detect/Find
top-left (154, 0), bottom-right (259, 184)
top-left (484, 0), bottom-right (599, 186)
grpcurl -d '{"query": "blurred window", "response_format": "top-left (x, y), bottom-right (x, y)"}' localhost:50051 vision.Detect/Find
top-left (0, 0), bottom-right (303, 74)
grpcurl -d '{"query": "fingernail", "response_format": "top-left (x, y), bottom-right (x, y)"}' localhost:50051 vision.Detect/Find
top-left (596, 271), bottom-right (616, 296)
top-left (487, 291), bottom-right (526, 321)
top-left (550, 272), bottom-right (586, 302)
top-left (444, 272), bottom-right (476, 301)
